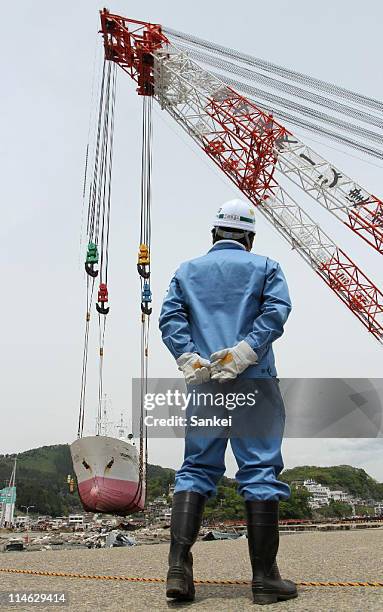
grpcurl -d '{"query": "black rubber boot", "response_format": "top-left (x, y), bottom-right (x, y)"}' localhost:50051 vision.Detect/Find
top-left (166, 491), bottom-right (206, 601)
top-left (246, 500), bottom-right (298, 605)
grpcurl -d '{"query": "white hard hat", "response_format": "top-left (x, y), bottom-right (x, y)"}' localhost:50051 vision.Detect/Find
top-left (213, 199), bottom-right (256, 233)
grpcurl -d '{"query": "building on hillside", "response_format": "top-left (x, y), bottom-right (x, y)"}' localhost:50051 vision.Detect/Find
top-left (303, 480), bottom-right (331, 509)
top-left (327, 490), bottom-right (349, 502)
top-left (301, 479), bottom-right (378, 511)
top-left (145, 495), bottom-right (171, 522)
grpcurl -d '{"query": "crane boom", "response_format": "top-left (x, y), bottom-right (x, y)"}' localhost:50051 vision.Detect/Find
top-left (99, 9), bottom-right (383, 343)
top-left (275, 137), bottom-right (383, 254)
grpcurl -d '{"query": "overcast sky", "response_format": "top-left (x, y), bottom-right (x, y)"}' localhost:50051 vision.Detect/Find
top-left (1, 1), bottom-right (382, 481)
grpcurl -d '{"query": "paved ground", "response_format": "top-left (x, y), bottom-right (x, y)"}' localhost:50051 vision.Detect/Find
top-left (0, 529), bottom-right (382, 611)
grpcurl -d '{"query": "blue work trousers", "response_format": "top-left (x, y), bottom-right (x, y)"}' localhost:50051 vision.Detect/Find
top-left (174, 378), bottom-right (290, 501)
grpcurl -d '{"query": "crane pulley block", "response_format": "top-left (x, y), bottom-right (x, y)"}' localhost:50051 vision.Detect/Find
top-left (86, 242), bottom-right (99, 264)
top-left (100, 9), bottom-right (169, 96)
top-left (96, 283), bottom-right (110, 315)
top-left (142, 281), bottom-right (152, 303)
top-left (85, 242), bottom-right (99, 278)
top-left (97, 283), bottom-right (109, 302)
top-left (138, 243), bottom-right (150, 264)
top-left (141, 281), bottom-right (152, 315)
top-left (137, 243), bottom-right (150, 279)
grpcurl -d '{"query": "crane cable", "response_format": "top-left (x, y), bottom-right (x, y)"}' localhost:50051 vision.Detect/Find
top-left (211, 73), bottom-right (383, 146)
top-left (214, 74), bottom-right (383, 160)
top-left (96, 61), bottom-right (116, 435)
top-left (171, 41), bottom-right (383, 132)
top-left (78, 60), bottom-right (117, 438)
top-left (167, 40), bottom-right (383, 137)
top-left (166, 44), bottom-right (383, 160)
top-left (139, 95), bottom-right (153, 489)
top-left (164, 27), bottom-right (383, 114)
top-left (124, 95), bottom-right (153, 512)
top-left (172, 45), bottom-right (383, 158)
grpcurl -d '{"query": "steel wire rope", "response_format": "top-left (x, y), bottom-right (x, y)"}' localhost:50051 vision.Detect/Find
top-left (104, 64), bottom-right (117, 287)
top-left (211, 73), bottom-right (383, 146)
top-left (96, 62), bottom-right (117, 435)
top-left (165, 45), bottom-right (383, 158)
top-left (78, 278), bottom-right (95, 438)
top-left (249, 100), bottom-right (383, 159)
top-left (173, 44), bottom-right (383, 131)
top-left (138, 96), bottom-right (153, 501)
top-left (122, 96), bottom-right (153, 513)
top-left (78, 60), bottom-right (116, 438)
top-left (97, 315), bottom-right (107, 436)
top-left (291, 130), bottom-right (383, 170)
top-left (215, 75), bottom-right (383, 159)
top-left (96, 62), bottom-right (113, 273)
top-left (78, 56), bottom-right (109, 438)
top-left (164, 28), bottom-right (383, 113)
top-left (87, 60), bottom-right (107, 239)
top-left (79, 33), bottom-right (101, 270)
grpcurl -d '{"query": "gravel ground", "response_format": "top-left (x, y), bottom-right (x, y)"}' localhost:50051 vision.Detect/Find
top-left (0, 529), bottom-right (382, 611)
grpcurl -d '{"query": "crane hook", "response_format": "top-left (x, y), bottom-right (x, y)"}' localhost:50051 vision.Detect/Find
top-left (85, 262), bottom-right (99, 278)
top-left (96, 283), bottom-right (110, 315)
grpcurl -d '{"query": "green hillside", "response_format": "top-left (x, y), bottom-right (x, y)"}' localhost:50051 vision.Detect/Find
top-left (0, 446), bottom-right (381, 518)
top-left (281, 465), bottom-right (383, 501)
top-left (0, 446), bottom-right (82, 516)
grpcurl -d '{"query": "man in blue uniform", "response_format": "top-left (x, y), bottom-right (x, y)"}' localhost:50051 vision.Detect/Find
top-left (159, 199), bottom-right (297, 605)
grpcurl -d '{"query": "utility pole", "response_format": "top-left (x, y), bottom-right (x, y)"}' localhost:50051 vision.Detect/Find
top-left (21, 505), bottom-right (35, 544)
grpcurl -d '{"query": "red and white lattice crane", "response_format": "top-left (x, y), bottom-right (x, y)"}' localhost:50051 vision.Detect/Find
top-left (98, 9), bottom-right (383, 344)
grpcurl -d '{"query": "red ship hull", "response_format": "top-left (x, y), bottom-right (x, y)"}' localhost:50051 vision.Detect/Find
top-left (78, 476), bottom-right (145, 514)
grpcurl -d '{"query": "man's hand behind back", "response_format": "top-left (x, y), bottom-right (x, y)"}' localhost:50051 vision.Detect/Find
top-left (176, 353), bottom-right (211, 385)
top-left (210, 340), bottom-right (258, 383)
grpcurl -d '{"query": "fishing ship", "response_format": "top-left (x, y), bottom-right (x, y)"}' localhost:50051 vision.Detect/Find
top-left (70, 435), bottom-right (145, 515)
top-left (71, 407), bottom-right (145, 516)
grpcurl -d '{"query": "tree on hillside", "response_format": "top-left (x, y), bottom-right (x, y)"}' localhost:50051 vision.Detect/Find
top-left (317, 500), bottom-right (353, 519)
top-left (279, 486), bottom-right (312, 519)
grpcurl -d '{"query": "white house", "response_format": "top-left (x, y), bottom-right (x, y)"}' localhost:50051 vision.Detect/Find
top-left (68, 514), bottom-right (84, 526)
top-left (303, 480), bottom-right (331, 508)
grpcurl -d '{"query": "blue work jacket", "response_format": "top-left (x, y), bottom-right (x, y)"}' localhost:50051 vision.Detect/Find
top-left (159, 240), bottom-right (292, 378)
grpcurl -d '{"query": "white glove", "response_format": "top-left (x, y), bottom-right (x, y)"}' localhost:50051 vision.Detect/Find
top-left (176, 352), bottom-right (211, 385)
top-left (210, 340), bottom-right (258, 383)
